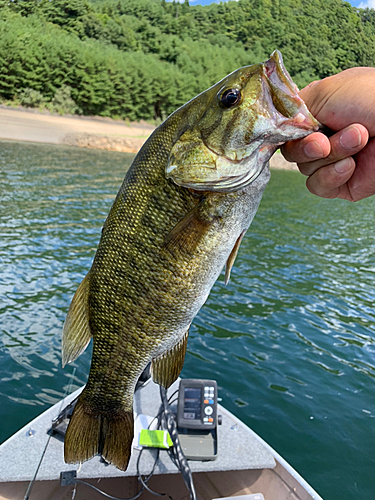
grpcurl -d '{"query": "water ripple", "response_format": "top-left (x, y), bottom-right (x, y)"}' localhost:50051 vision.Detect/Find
top-left (1, 144), bottom-right (375, 499)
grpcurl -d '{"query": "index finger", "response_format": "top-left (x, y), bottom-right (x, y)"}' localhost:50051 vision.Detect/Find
top-left (281, 132), bottom-right (331, 164)
top-left (297, 125), bottom-right (368, 176)
top-left (281, 125), bottom-right (369, 177)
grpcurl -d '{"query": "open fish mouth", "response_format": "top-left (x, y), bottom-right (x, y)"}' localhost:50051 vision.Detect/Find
top-left (166, 51), bottom-right (319, 193)
top-left (194, 52), bottom-right (319, 192)
top-left (263, 50), bottom-right (320, 133)
top-left (265, 50), bottom-right (299, 95)
top-left (209, 50), bottom-right (319, 160)
top-left (198, 52), bottom-right (319, 191)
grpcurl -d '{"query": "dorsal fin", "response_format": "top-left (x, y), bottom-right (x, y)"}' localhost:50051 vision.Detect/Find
top-left (62, 274), bottom-right (92, 367)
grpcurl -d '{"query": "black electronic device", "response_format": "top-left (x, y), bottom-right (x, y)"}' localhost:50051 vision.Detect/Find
top-left (177, 379), bottom-right (217, 430)
top-left (176, 379), bottom-right (219, 461)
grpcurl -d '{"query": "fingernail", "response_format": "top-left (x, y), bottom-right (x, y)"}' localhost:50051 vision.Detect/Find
top-left (334, 158), bottom-right (353, 173)
top-left (304, 140), bottom-right (324, 159)
top-left (340, 126), bottom-right (361, 150)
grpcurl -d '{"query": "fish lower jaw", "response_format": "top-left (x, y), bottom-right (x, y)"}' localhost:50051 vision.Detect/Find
top-left (275, 118), bottom-right (319, 140)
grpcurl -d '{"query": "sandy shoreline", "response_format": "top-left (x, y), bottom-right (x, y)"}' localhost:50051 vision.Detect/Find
top-left (0, 106), bottom-right (298, 170)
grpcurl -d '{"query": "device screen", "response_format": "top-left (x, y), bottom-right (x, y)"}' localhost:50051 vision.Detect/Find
top-left (183, 387), bottom-right (202, 420)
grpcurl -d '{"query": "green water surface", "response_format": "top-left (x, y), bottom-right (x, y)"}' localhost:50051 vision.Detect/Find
top-left (1, 141), bottom-right (375, 499)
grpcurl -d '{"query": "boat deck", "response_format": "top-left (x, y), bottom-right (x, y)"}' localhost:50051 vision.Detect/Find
top-left (0, 380), bottom-right (275, 483)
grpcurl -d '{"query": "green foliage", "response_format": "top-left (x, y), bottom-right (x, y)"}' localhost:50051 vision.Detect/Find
top-left (38, 0), bottom-right (91, 36)
top-left (0, 11), bottom-right (193, 119)
top-left (18, 87), bottom-right (48, 108)
top-left (18, 84), bottom-right (81, 114)
top-left (49, 85), bottom-right (82, 115)
top-left (0, 0), bottom-right (374, 121)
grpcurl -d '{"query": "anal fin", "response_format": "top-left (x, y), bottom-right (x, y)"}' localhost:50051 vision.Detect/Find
top-left (62, 274), bottom-right (92, 367)
top-left (225, 230), bottom-right (246, 285)
top-left (151, 330), bottom-right (189, 389)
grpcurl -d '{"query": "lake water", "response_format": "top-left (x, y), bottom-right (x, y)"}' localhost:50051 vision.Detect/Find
top-left (1, 140), bottom-right (375, 500)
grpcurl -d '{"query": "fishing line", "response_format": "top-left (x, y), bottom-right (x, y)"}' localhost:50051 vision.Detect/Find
top-left (75, 439), bottom-right (170, 500)
top-left (23, 368), bottom-right (77, 500)
top-left (75, 479), bottom-right (146, 500)
top-left (136, 448), bottom-right (170, 499)
top-left (70, 463), bottom-right (82, 500)
top-left (135, 406), bottom-right (175, 500)
top-left (167, 389), bottom-right (179, 403)
top-left (159, 386), bottom-right (197, 500)
top-left (74, 404), bottom-right (173, 500)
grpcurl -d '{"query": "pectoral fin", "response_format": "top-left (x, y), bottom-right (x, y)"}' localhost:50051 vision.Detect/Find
top-left (62, 274), bottom-right (92, 367)
top-left (225, 230), bottom-right (246, 285)
top-left (163, 203), bottom-right (213, 255)
top-left (151, 330), bottom-right (189, 389)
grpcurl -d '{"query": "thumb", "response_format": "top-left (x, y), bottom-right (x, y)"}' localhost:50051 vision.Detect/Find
top-left (298, 80), bottom-right (325, 119)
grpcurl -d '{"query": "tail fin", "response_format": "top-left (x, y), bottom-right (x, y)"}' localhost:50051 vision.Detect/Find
top-left (64, 397), bottom-right (134, 471)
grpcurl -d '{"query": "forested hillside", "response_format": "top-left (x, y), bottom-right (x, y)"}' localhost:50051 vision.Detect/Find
top-left (1, 0), bottom-right (374, 121)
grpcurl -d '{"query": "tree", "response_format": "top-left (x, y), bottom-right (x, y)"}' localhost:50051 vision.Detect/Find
top-left (0, 0), bottom-right (374, 120)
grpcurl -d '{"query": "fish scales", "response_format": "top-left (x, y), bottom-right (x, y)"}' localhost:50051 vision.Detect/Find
top-left (62, 51), bottom-right (319, 471)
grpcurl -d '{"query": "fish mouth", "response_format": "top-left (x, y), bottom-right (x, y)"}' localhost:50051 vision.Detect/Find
top-left (197, 53), bottom-right (320, 193)
top-left (263, 50), bottom-right (320, 132)
top-left (204, 51), bottom-right (319, 165)
top-left (167, 51), bottom-right (319, 194)
top-left (264, 51), bottom-right (299, 100)
top-left (205, 51), bottom-right (319, 167)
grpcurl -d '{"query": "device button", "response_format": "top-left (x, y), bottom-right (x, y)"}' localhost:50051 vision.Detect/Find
top-left (204, 406), bottom-right (213, 416)
top-left (209, 399), bottom-right (214, 404)
top-left (208, 417), bottom-right (213, 423)
top-left (204, 399), bottom-right (209, 404)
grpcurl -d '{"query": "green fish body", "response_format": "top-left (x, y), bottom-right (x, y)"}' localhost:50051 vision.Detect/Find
top-left (62, 51), bottom-right (318, 471)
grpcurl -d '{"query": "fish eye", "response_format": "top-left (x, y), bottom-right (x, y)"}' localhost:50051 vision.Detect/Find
top-left (219, 88), bottom-right (242, 109)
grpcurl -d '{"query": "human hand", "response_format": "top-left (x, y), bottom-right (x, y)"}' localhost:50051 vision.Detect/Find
top-left (281, 68), bottom-right (375, 201)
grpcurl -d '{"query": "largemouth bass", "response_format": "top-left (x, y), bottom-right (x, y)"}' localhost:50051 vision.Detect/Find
top-left (62, 51), bottom-right (318, 471)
